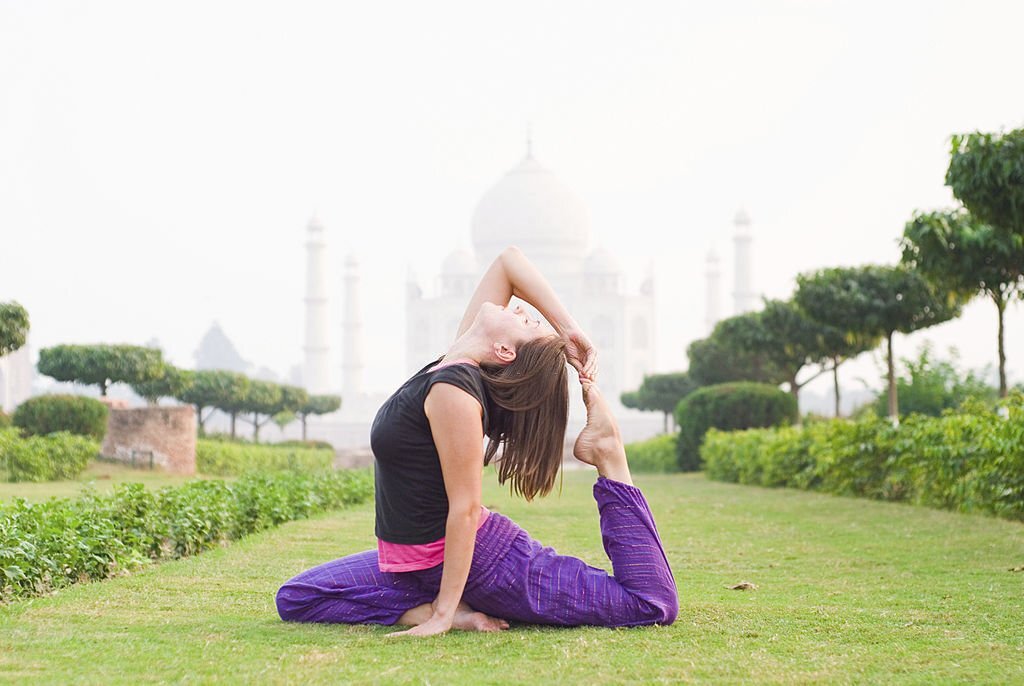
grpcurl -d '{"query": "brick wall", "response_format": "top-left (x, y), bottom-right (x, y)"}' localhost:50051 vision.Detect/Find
top-left (101, 406), bottom-right (196, 475)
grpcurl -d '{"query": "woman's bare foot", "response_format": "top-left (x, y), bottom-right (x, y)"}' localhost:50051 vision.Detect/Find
top-left (573, 382), bottom-right (633, 485)
top-left (451, 602), bottom-right (509, 632)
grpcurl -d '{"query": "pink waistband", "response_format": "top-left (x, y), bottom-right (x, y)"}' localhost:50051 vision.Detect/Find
top-left (377, 506), bottom-right (491, 572)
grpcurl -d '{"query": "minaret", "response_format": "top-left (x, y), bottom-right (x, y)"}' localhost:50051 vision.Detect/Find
top-left (303, 215), bottom-right (331, 394)
top-left (341, 254), bottom-right (365, 398)
top-left (732, 209), bottom-right (756, 314)
top-left (705, 248), bottom-right (722, 332)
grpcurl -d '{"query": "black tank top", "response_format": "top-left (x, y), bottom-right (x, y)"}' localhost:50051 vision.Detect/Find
top-left (370, 358), bottom-right (490, 544)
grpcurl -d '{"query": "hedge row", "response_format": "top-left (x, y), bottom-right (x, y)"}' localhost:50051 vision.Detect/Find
top-left (676, 382), bottom-right (797, 471)
top-left (196, 439), bottom-right (335, 476)
top-left (0, 428), bottom-right (98, 482)
top-left (0, 468), bottom-right (373, 602)
top-left (702, 396), bottom-right (1024, 521)
top-left (624, 433), bottom-right (679, 473)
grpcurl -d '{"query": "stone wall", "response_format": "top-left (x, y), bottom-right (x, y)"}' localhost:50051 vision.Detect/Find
top-left (101, 406), bottom-right (196, 475)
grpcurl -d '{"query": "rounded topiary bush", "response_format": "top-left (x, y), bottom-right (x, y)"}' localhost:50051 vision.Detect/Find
top-left (13, 394), bottom-right (109, 440)
top-left (675, 382), bottom-right (797, 471)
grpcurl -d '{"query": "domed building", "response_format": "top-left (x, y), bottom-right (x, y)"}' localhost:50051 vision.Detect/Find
top-left (406, 146), bottom-right (656, 410)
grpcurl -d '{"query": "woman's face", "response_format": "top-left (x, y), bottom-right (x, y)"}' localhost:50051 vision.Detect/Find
top-left (477, 301), bottom-right (556, 348)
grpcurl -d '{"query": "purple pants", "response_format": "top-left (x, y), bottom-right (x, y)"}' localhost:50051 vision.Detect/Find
top-left (275, 477), bottom-right (678, 628)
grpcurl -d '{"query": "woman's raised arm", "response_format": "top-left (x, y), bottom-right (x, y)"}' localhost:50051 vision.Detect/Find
top-left (454, 246), bottom-right (597, 379)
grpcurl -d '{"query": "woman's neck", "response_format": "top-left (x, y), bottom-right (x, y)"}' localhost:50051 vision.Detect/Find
top-left (441, 331), bottom-right (490, 366)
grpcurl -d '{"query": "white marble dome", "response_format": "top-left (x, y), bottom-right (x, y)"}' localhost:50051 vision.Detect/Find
top-left (471, 154), bottom-right (590, 269)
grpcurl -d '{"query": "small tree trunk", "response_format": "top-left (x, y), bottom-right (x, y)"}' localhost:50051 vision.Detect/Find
top-left (301, 415), bottom-right (308, 441)
top-left (832, 357), bottom-right (841, 418)
top-left (995, 293), bottom-right (1007, 398)
top-left (230, 412), bottom-right (236, 438)
top-left (886, 331), bottom-right (898, 421)
top-left (101, 381), bottom-right (108, 397)
top-left (195, 405), bottom-right (205, 433)
top-left (253, 413), bottom-right (260, 443)
top-left (662, 411), bottom-right (668, 434)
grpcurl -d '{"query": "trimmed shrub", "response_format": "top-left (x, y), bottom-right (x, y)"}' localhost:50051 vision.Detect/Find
top-left (700, 394), bottom-right (1024, 521)
top-left (13, 394), bottom-right (108, 440)
top-left (675, 382), bottom-right (797, 471)
top-left (624, 434), bottom-right (679, 473)
top-left (276, 439), bottom-right (335, 451)
top-left (0, 411), bottom-right (10, 429)
top-left (196, 439), bottom-right (334, 476)
top-left (0, 468), bottom-right (373, 601)
top-left (1, 429), bottom-right (98, 482)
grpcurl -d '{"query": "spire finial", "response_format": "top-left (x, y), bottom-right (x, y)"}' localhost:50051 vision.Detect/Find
top-left (526, 122), bottom-right (533, 158)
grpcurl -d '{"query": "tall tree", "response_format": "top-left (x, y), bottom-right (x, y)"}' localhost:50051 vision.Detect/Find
top-left (946, 128), bottom-right (1024, 240)
top-left (756, 299), bottom-right (835, 408)
top-left (37, 344), bottom-right (164, 396)
top-left (296, 394), bottom-right (342, 441)
top-left (794, 275), bottom-right (883, 416)
top-left (238, 379), bottom-right (283, 443)
top-left (179, 369), bottom-right (250, 435)
top-left (620, 372), bottom-right (696, 433)
top-left (901, 209), bottom-right (1024, 396)
top-left (687, 315), bottom-right (786, 387)
top-left (0, 301), bottom-right (30, 357)
top-left (793, 265), bottom-right (960, 419)
top-left (130, 365), bottom-right (194, 406)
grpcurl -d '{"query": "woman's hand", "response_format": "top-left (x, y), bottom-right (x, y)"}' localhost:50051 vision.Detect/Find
top-left (563, 327), bottom-right (597, 382)
top-left (386, 611), bottom-right (454, 638)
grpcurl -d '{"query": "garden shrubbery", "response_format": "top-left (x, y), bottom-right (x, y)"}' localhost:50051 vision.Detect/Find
top-left (0, 411), bottom-right (10, 429)
top-left (702, 394), bottom-right (1024, 521)
top-left (13, 394), bottom-right (109, 440)
top-left (0, 468), bottom-right (373, 602)
top-left (675, 382), bottom-right (797, 471)
top-left (196, 439), bottom-right (335, 476)
top-left (624, 433), bottom-right (679, 473)
top-left (0, 428), bottom-right (98, 482)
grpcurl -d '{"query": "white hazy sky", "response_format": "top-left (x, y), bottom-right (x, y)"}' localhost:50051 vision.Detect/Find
top-left (2, 0), bottom-right (1023, 400)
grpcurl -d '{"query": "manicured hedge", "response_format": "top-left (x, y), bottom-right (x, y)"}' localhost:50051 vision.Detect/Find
top-left (624, 434), bottom-right (679, 473)
top-left (0, 468), bottom-right (373, 602)
top-left (702, 395), bottom-right (1024, 521)
top-left (196, 439), bottom-right (334, 476)
top-left (0, 428), bottom-right (98, 482)
top-left (13, 394), bottom-right (109, 440)
top-left (675, 382), bottom-right (797, 472)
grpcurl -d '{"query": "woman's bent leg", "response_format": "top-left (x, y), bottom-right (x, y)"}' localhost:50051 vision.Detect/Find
top-left (275, 550), bottom-right (435, 625)
top-left (462, 478), bottom-right (678, 628)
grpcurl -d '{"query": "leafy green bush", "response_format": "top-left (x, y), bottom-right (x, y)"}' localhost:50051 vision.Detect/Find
top-left (701, 394), bottom-right (1024, 521)
top-left (624, 434), bottom-right (679, 473)
top-left (675, 382), bottom-right (797, 472)
top-left (0, 468), bottom-right (373, 601)
top-left (12, 394), bottom-right (109, 440)
top-left (1, 429), bottom-right (98, 482)
top-left (196, 439), bottom-right (334, 476)
top-left (870, 344), bottom-right (996, 418)
top-left (276, 439), bottom-right (335, 451)
top-left (0, 411), bottom-right (10, 429)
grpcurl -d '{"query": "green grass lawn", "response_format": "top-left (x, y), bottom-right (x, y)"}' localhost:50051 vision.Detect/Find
top-left (2, 471), bottom-right (1022, 685)
top-left (0, 460), bottom-right (229, 503)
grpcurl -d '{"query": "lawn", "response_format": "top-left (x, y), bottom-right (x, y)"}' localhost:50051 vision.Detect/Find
top-left (1, 470), bottom-right (1022, 685)
top-left (0, 459), bottom-right (228, 503)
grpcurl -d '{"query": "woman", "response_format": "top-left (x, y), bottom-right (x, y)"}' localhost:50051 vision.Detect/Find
top-left (275, 246), bottom-right (678, 636)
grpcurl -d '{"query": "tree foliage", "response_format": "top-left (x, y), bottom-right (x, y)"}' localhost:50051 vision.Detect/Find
top-left (130, 365), bottom-right (195, 406)
top-left (0, 301), bottom-right (30, 357)
top-left (37, 344), bottom-right (164, 396)
top-left (178, 370), bottom-right (250, 435)
top-left (946, 128), bottom-right (1024, 238)
top-left (296, 394), bottom-right (341, 441)
top-left (620, 372), bottom-right (696, 432)
top-left (869, 343), bottom-right (996, 418)
top-left (901, 209), bottom-right (1024, 396)
top-left (793, 265), bottom-right (961, 419)
top-left (687, 316), bottom-right (785, 388)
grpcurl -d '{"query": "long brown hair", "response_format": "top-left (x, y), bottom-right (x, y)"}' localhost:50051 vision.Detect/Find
top-left (479, 335), bottom-right (569, 501)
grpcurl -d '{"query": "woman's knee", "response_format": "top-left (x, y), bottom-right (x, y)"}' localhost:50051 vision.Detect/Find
top-left (275, 581), bottom-right (310, 622)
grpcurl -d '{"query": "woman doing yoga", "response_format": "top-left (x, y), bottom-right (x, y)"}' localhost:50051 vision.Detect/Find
top-left (275, 246), bottom-right (678, 636)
